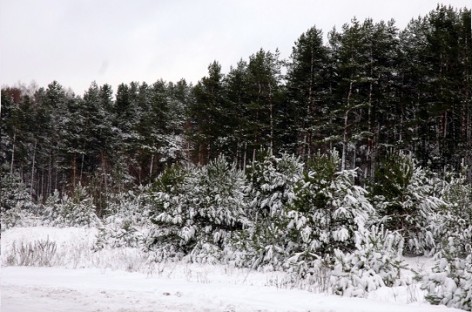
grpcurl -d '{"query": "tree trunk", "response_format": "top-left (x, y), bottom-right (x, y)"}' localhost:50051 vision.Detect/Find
top-left (80, 153), bottom-right (85, 185)
top-left (48, 154), bottom-right (52, 196)
top-left (243, 142), bottom-right (247, 172)
top-left (10, 132), bottom-right (16, 175)
top-left (149, 154), bottom-right (154, 179)
top-left (72, 154), bottom-right (76, 189)
top-left (30, 140), bottom-right (37, 197)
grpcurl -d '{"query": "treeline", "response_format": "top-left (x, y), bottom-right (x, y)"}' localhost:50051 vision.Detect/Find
top-left (1, 5), bottom-right (471, 209)
top-left (3, 151), bottom-right (471, 308)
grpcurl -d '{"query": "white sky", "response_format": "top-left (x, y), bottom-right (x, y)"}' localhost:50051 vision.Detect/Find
top-left (1, 0), bottom-right (470, 95)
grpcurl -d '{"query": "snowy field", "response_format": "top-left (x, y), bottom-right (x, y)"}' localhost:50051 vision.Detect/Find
top-left (0, 227), bottom-right (464, 312)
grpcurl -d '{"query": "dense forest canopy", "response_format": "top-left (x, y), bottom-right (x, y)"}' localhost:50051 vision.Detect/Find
top-left (1, 5), bottom-right (471, 209)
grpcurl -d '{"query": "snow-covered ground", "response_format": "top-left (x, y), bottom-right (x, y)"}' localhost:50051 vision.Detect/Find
top-left (0, 227), bottom-right (463, 312)
top-left (2, 266), bottom-right (462, 312)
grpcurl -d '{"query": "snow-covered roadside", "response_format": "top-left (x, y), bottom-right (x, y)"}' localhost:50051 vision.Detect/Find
top-left (1, 266), bottom-right (463, 312)
top-left (0, 227), bottom-right (464, 312)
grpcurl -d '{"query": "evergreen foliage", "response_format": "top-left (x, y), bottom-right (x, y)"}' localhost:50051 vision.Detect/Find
top-left (95, 187), bottom-right (152, 250)
top-left (43, 185), bottom-right (100, 227)
top-left (421, 167), bottom-right (472, 310)
top-left (237, 152), bottom-right (303, 269)
top-left (370, 153), bottom-right (444, 255)
top-left (148, 157), bottom-right (247, 263)
top-left (1, 173), bottom-right (37, 230)
top-left (421, 242), bottom-right (472, 310)
top-left (330, 226), bottom-right (407, 297)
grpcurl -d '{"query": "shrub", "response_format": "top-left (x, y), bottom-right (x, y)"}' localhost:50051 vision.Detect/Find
top-left (43, 185), bottom-right (100, 227)
top-left (421, 237), bottom-right (472, 310)
top-left (6, 239), bottom-right (57, 267)
top-left (329, 226), bottom-right (408, 297)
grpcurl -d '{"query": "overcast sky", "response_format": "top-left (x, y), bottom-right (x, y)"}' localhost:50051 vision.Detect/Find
top-left (1, 0), bottom-right (470, 95)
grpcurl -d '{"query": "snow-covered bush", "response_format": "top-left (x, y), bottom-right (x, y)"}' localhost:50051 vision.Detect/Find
top-left (148, 157), bottom-right (247, 262)
top-left (95, 220), bottom-right (145, 250)
top-left (1, 173), bottom-right (38, 230)
top-left (95, 188), bottom-right (151, 250)
top-left (432, 168), bottom-right (472, 257)
top-left (5, 239), bottom-right (57, 267)
top-left (421, 237), bottom-right (472, 310)
top-left (329, 226), bottom-right (408, 297)
top-left (43, 185), bottom-right (100, 227)
top-left (371, 153), bottom-right (443, 255)
top-left (421, 166), bottom-right (472, 310)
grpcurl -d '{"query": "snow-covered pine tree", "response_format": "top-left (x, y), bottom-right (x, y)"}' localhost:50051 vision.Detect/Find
top-left (148, 157), bottom-right (247, 263)
top-left (421, 237), bottom-right (472, 310)
top-left (421, 166), bottom-right (472, 310)
top-left (43, 184), bottom-right (100, 227)
top-left (95, 186), bottom-right (152, 250)
top-left (188, 156), bottom-right (247, 263)
top-left (330, 226), bottom-right (408, 297)
top-left (371, 153), bottom-right (443, 255)
top-left (285, 152), bottom-right (374, 277)
top-left (238, 151), bottom-right (303, 270)
top-left (146, 164), bottom-right (194, 260)
top-left (1, 172), bottom-right (37, 230)
top-left (432, 165), bottom-right (472, 256)
top-left (42, 189), bottom-right (64, 226)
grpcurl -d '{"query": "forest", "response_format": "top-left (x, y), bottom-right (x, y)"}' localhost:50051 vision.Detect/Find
top-left (1, 5), bottom-right (471, 310)
top-left (2, 5), bottom-right (471, 202)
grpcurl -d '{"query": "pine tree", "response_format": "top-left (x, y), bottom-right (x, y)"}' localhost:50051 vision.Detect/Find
top-left (287, 153), bottom-right (374, 267)
top-left (190, 61), bottom-right (228, 163)
top-left (370, 153), bottom-right (443, 255)
top-left (245, 49), bottom-right (283, 154)
top-left (240, 151), bottom-right (303, 269)
top-left (225, 60), bottom-right (252, 168)
top-left (148, 157), bottom-right (247, 262)
top-left (329, 18), bottom-right (401, 177)
top-left (34, 81), bottom-right (70, 199)
top-left (285, 26), bottom-right (331, 159)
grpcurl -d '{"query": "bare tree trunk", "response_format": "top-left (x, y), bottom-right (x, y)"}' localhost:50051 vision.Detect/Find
top-left (301, 134), bottom-right (307, 161)
top-left (72, 154), bottom-right (76, 189)
top-left (243, 142), bottom-right (247, 172)
top-left (55, 165), bottom-right (58, 193)
top-left (30, 140), bottom-right (37, 197)
top-left (80, 153), bottom-right (84, 185)
top-left (10, 132), bottom-right (16, 175)
top-left (149, 154), bottom-right (154, 179)
top-left (101, 151), bottom-right (108, 218)
top-left (307, 44), bottom-right (315, 160)
top-left (48, 154), bottom-right (52, 195)
top-left (40, 171), bottom-right (44, 201)
top-left (367, 78), bottom-right (374, 179)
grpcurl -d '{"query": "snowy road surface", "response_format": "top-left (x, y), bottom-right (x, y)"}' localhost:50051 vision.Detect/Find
top-left (1, 266), bottom-right (462, 312)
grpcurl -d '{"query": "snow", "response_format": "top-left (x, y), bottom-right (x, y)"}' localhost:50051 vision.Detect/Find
top-left (0, 227), bottom-right (465, 312)
top-left (1, 266), bottom-right (463, 312)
